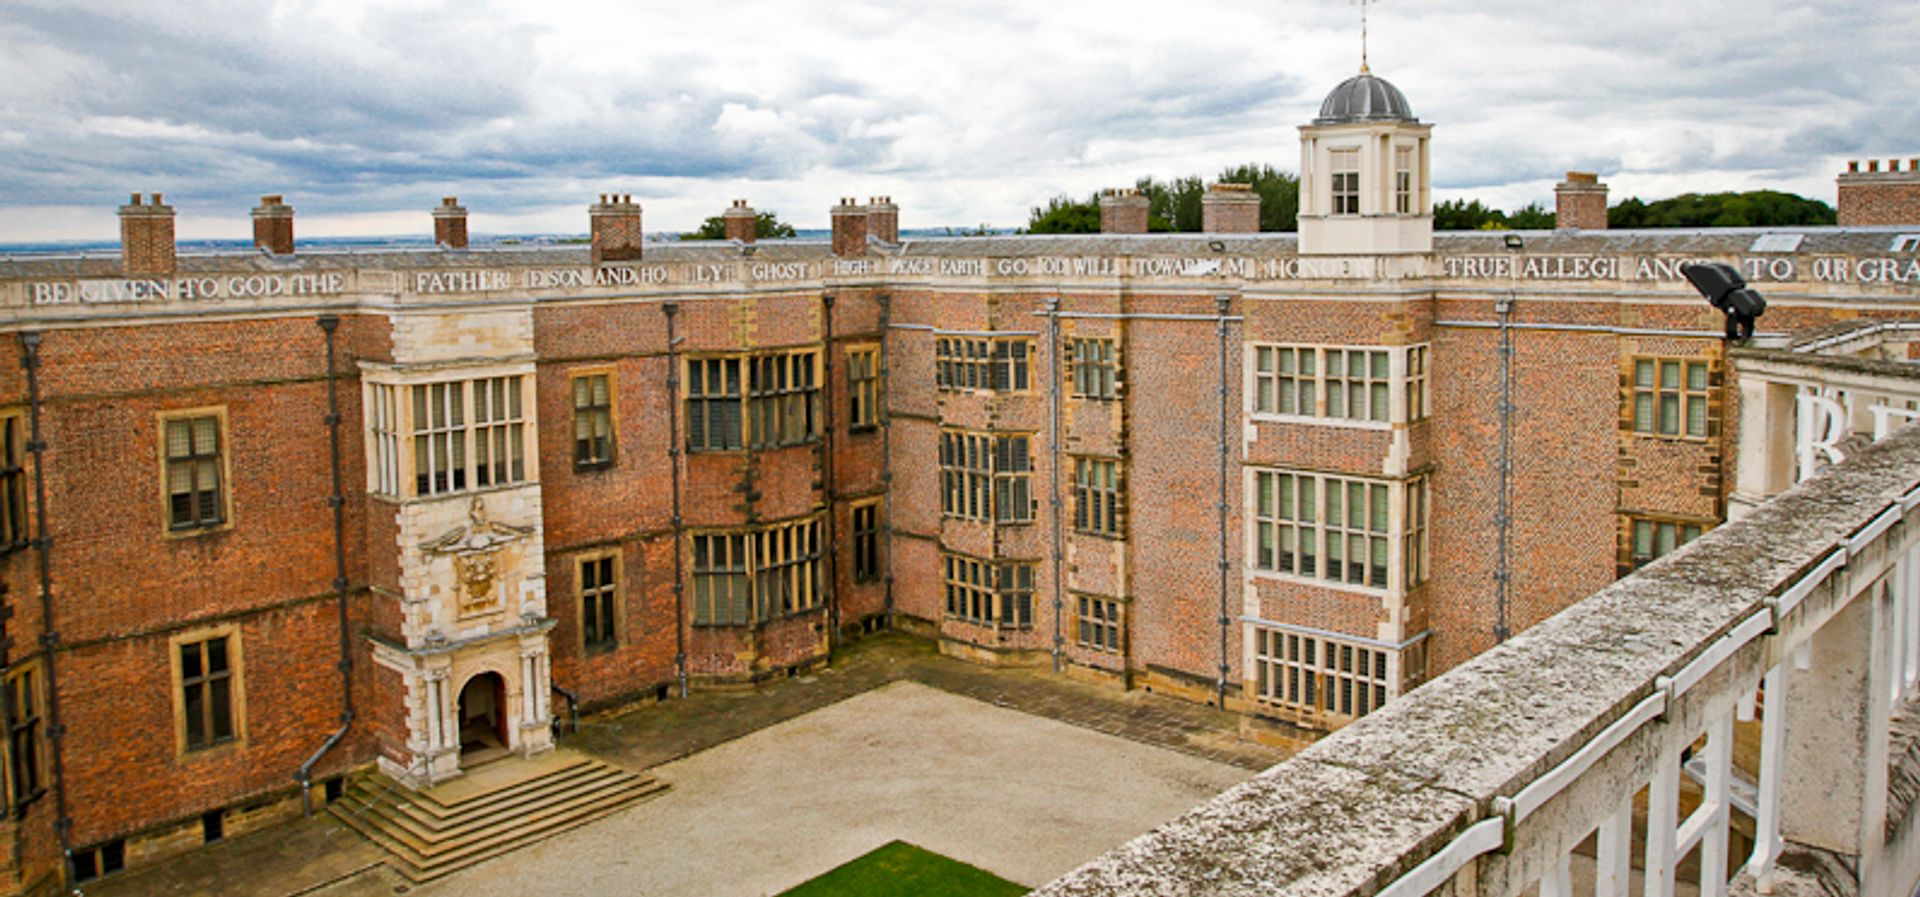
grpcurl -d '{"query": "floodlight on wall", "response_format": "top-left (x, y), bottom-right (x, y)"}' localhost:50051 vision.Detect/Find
top-left (1208, 240), bottom-right (1227, 252)
top-left (1503, 233), bottom-right (1524, 250)
top-left (1681, 261), bottom-right (1767, 341)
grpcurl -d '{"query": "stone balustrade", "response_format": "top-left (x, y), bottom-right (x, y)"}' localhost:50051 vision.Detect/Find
top-left (1035, 425), bottom-right (1920, 897)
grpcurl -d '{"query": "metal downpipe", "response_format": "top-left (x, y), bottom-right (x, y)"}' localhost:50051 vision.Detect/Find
top-left (1215, 295), bottom-right (1233, 707)
top-left (821, 294), bottom-right (840, 653)
top-left (297, 315), bottom-right (355, 815)
top-left (664, 304), bottom-right (689, 698)
top-left (19, 333), bottom-right (76, 891)
top-left (1045, 297), bottom-right (1065, 674)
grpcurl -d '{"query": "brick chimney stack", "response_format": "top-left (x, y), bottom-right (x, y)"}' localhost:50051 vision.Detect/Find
top-left (590, 193), bottom-right (643, 265)
top-left (119, 192), bottom-right (176, 276)
top-left (723, 199), bottom-right (757, 243)
top-left (1099, 189), bottom-right (1150, 235)
top-left (433, 196), bottom-right (468, 249)
top-left (867, 196), bottom-right (899, 244)
top-left (831, 198), bottom-right (868, 258)
top-left (252, 194), bottom-right (294, 255)
top-left (1201, 183), bottom-right (1260, 233)
top-left (1554, 172), bottom-right (1609, 230)
top-left (1837, 157), bottom-right (1920, 226)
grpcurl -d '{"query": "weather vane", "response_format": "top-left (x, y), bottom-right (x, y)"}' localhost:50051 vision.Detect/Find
top-left (1352, 0), bottom-right (1376, 73)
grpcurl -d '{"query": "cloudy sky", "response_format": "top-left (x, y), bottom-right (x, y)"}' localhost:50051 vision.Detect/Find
top-left (1, 0), bottom-right (1915, 241)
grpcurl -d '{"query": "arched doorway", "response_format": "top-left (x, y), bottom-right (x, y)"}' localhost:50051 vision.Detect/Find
top-left (457, 671), bottom-right (509, 759)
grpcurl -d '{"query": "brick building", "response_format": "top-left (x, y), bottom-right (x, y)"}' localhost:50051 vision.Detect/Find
top-left (0, 70), bottom-right (1912, 892)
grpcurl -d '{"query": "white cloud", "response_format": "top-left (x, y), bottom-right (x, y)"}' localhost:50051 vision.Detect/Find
top-left (0, 0), bottom-right (1914, 240)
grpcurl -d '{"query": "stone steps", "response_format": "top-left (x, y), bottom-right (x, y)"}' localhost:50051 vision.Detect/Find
top-left (329, 752), bottom-right (668, 882)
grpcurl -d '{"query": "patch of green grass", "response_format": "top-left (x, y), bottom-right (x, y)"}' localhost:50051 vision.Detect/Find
top-left (775, 840), bottom-right (1028, 897)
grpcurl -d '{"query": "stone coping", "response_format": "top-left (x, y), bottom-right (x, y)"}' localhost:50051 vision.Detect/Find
top-left (1033, 427), bottom-right (1920, 896)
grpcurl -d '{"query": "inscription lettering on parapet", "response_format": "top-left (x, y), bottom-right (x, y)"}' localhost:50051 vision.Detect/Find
top-left (1814, 257), bottom-right (1920, 283)
top-left (29, 272), bottom-right (348, 305)
top-left (1444, 254), bottom-right (1920, 284)
top-left (414, 270), bottom-right (511, 293)
top-left (749, 262), bottom-right (809, 280)
top-left (526, 267), bottom-right (669, 288)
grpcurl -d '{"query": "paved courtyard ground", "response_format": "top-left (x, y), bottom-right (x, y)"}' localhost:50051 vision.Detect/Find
top-left (395, 681), bottom-right (1250, 896)
top-left (88, 634), bottom-right (1298, 897)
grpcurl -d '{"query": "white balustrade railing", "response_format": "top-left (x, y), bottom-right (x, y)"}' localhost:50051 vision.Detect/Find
top-left (1035, 426), bottom-right (1920, 897)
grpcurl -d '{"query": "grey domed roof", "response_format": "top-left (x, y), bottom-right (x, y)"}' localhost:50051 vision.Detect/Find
top-left (1314, 71), bottom-right (1416, 124)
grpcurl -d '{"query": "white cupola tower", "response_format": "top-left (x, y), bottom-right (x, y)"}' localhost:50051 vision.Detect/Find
top-left (1297, 70), bottom-right (1433, 255)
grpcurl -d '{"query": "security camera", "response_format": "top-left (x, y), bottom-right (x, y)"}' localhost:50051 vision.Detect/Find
top-left (1681, 262), bottom-right (1766, 341)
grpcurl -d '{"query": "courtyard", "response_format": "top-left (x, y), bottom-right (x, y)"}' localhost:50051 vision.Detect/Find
top-left (91, 634), bottom-right (1297, 897)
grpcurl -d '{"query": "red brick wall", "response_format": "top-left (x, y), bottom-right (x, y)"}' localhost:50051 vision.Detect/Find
top-left (1838, 177), bottom-right (1920, 226)
top-left (59, 598), bottom-right (369, 846)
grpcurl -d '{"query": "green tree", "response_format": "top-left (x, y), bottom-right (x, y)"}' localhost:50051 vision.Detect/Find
top-left (1434, 198), bottom-right (1505, 230)
top-left (1608, 191), bottom-right (1835, 229)
top-left (1027, 165), bottom-right (1303, 234)
top-left (1134, 175), bottom-right (1204, 231)
top-left (1214, 163), bottom-right (1301, 231)
top-left (1505, 202), bottom-right (1555, 229)
top-left (1025, 195), bottom-right (1102, 234)
top-left (679, 210), bottom-right (797, 240)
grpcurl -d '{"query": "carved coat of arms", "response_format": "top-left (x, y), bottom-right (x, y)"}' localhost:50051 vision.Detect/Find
top-left (420, 498), bottom-right (533, 616)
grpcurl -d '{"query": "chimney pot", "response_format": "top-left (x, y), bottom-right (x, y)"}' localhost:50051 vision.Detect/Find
top-left (1554, 172), bottom-right (1609, 230)
top-left (831, 198), bottom-right (869, 257)
top-left (119, 190), bottom-right (176, 275)
top-left (433, 196), bottom-right (469, 249)
top-left (1202, 181), bottom-right (1261, 233)
top-left (1099, 188), bottom-right (1151, 234)
top-left (590, 193), bottom-right (643, 264)
top-left (252, 193), bottom-right (295, 255)
top-left (866, 195), bottom-right (900, 244)
top-left (723, 198), bottom-right (757, 243)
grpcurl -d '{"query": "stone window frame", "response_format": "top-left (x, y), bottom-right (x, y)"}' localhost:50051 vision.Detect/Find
top-left (1394, 147), bottom-right (1415, 214)
top-left (577, 550), bottom-right (621, 655)
top-left (70, 839), bottom-right (125, 883)
top-left (1249, 468), bottom-right (1424, 595)
top-left (1073, 593), bottom-right (1125, 653)
top-left (1405, 345), bottom-right (1430, 422)
top-left (846, 344), bottom-right (882, 431)
top-left (468, 375), bottom-right (529, 489)
top-left (1072, 456), bottom-right (1123, 538)
top-left (935, 336), bottom-right (1032, 393)
top-left (689, 514), bottom-right (824, 628)
top-left (0, 409), bottom-right (28, 553)
top-left (169, 623), bottom-right (247, 758)
top-left (745, 350), bottom-right (820, 450)
top-left (1249, 343), bottom-right (1424, 429)
top-left (1250, 625), bottom-right (1394, 725)
top-left (366, 382), bottom-right (402, 496)
top-left (684, 350), bottom-right (822, 453)
top-left (851, 498), bottom-right (883, 583)
top-left (570, 366), bottom-right (618, 471)
top-left (1404, 476), bottom-right (1430, 588)
top-left (941, 552), bottom-right (1034, 630)
top-left (1625, 515), bottom-right (1709, 570)
top-left (1069, 337), bottom-right (1118, 400)
top-left (938, 429), bottom-right (1033, 524)
top-left (1329, 148), bottom-right (1362, 216)
top-left (155, 406), bottom-right (233, 539)
top-left (1629, 356), bottom-right (1712, 440)
top-left (359, 361), bottom-right (540, 502)
top-left (4, 658), bottom-right (45, 812)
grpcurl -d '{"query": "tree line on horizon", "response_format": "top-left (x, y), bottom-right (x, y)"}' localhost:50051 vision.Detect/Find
top-left (666, 172), bottom-right (1839, 238)
top-left (1022, 165), bottom-right (1836, 234)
